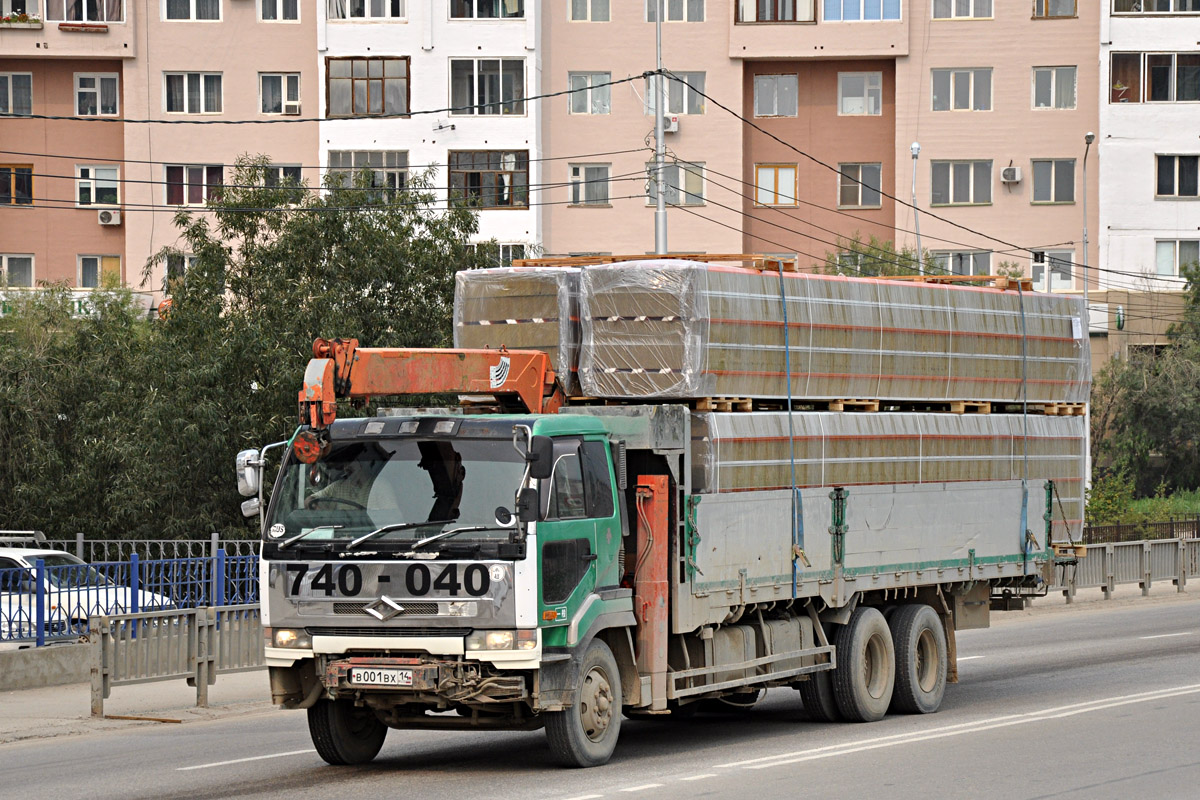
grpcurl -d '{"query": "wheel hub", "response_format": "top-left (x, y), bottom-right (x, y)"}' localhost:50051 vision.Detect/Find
top-left (579, 666), bottom-right (614, 742)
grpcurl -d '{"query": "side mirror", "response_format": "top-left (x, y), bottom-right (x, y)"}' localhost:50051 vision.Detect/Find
top-left (241, 497), bottom-right (261, 519)
top-left (515, 487), bottom-right (539, 523)
top-left (236, 449), bottom-right (261, 497)
top-left (527, 435), bottom-right (554, 480)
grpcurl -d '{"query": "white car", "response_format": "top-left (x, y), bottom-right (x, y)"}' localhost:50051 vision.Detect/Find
top-left (0, 548), bottom-right (174, 648)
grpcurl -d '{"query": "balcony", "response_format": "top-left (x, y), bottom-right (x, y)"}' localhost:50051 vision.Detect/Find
top-left (730, 1), bottom-right (909, 59)
top-left (0, 1), bottom-right (135, 58)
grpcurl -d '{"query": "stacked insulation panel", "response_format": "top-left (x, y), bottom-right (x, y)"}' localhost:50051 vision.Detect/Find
top-left (454, 268), bottom-right (580, 395)
top-left (578, 260), bottom-right (1090, 404)
top-left (691, 412), bottom-right (1086, 542)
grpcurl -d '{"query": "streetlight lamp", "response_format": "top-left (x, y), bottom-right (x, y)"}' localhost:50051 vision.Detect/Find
top-left (911, 142), bottom-right (923, 274)
top-left (1082, 132), bottom-right (1095, 321)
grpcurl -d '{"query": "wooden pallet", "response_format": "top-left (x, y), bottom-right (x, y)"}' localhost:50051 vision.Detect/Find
top-left (1038, 403), bottom-right (1086, 417)
top-left (885, 274), bottom-right (1035, 293)
top-left (823, 399), bottom-right (881, 412)
top-left (694, 396), bottom-right (755, 412)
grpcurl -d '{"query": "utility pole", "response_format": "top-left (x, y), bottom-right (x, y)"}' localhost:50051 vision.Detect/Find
top-left (1083, 132), bottom-right (1095, 318)
top-left (911, 142), bottom-right (923, 275)
top-left (653, 0), bottom-right (667, 255)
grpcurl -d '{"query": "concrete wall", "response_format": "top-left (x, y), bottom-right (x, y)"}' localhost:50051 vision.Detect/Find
top-left (0, 643), bottom-right (89, 690)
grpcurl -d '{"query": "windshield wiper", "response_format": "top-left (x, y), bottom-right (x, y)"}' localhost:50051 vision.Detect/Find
top-left (409, 525), bottom-right (498, 551)
top-left (279, 525), bottom-right (343, 550)
top-left (346, 519), bottom-right (459, 551)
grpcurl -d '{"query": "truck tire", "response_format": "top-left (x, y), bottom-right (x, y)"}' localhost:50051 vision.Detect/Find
top-left (889, 604), bottom-right (947, 714)
top-left (307, 698), bottom-right (388, 765)
top-left (832, 607), bottom-right (895, 722)
top-left (796, 670), bottom-right (841, 722)
top-left (545, 639), bottom-right (622, 768)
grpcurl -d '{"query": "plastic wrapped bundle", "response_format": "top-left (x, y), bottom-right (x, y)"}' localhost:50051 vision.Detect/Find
top-left (454, 268), bottom-right (580, 395)
top-left (578, 261), bottom-right (1091, 404)
top-left (691, 411), bottom-right (1086, 542)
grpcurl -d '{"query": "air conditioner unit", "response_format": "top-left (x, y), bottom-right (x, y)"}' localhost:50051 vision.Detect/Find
top-left (282, 101), bottom-right (301, 116)
top-left (662, 115), bottom-right (679, 134)
top-left (97, 209), bottom-right (122, 226)
top-left (1001, 166), bottom-right (1022, 184)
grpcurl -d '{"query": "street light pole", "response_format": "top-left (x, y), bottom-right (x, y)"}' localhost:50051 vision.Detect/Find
top-left (1082, 132), bottom-right (1094, 320)
top-left (911, 142), bottom-right (923, 274)
top-left (653, 0), bottom-right (667, 255)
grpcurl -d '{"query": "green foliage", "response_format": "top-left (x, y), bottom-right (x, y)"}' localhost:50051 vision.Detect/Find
top-left (816, 234), bottom-right (938, 276)
top-left (0, 155), bottom-right (486, 540)
top-left (1085, 470), bottom-right (1136, 525)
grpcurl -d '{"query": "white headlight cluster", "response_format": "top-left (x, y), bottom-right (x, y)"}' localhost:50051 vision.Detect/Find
top-left (465, 629), bottom-right (537, 651)
top-left (267, 627), bottom-right (312, 649)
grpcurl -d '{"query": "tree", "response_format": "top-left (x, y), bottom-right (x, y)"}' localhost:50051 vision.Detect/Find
top-left (817, 234), bottom-right (938, 276)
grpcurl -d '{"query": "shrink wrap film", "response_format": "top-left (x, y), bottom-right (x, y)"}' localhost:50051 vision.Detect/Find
top-left (578, 261), bottom-right (1091, 404)
top-left (691, 412), bottom-right (1086, 543)
top-left (454, 268), bottom-right (580, 395)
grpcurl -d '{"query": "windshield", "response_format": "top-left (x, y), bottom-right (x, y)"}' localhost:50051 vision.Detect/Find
top-left (39, 554), bottom-right (113, 589)
top-left (265, 437), bottom-right (525, 547)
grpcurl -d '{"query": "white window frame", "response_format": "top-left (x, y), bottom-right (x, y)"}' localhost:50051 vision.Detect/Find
top-left (259, 0), bottom-right (298, 21)
top-left (164, 72), bottom-right (223, 114)
top-left (46, 0), bottom-right (124, 21)
top-left (263, 164), bottom-right (303, 187)
top-left (838, 72), bottom-right (882, 116)
top-left (0, 73), bottom-right (33, 117)
top-left (932, 251), bottom-right (990, 276)
top-left (1031, 250), bottom-right (1074, 291)
top-left (755, 163), bottom-right (798, 206)
top-left (327, 150), bottom-right (408, 199)
top-left (78, 255), bottom-right (121, 290)
top-left (1032, 66), bottom-right (1077, 109)
top-left (569, 163), bottom-right (611, 206)
top-left (931, 68), bottom-right (991, 111)
top-left (646, 161), bottom-right (705, 206)
top-left (1156, 154), bottom-right (1200, 198)
top-left (738, 0), bottom-right (815, 21)
top-left (823, 0), bottom-right (901, 21)
top-left (644, 72), bottom-right (706, 115)
top-left (568, 0), bottom-right (609, 20)
top-left (163, 0), bottom-right (220, 21)
top-left (75, 73), bottom-right (119, 116)
top-left (1031, 158), bottom-right (1075, 204)
top-left (75, 165), bottom-right (120, 207)
top-left (0, 0), bottom-right (38, 15)
top-left (1033, 0), bottom-right (1075, 18)
top-left (1156, 239), bottom-right (1200, 276)
top-left (568, 72), bottom-right (611, 115)
top-left (325, 0), bottom-right (406, 19)
top-left (164, 164), bottom-right (222, 206)
top-left (260, 73), bottom-right (300, 115)
top-left (646, 0), bottom-right (704, 21)
top-left (838, 162), bottom-right (882, 208)
top-left (1114, 0), bottom-right (1200, 14)
top-left (450, 0), bottom-right (523, 18)
top-left (753, 73), bottom-right (799, 117)
top-left (450, 58), bottom-right (525, 116)
top-left (1, 254), bottom-right (34, 288)
top-left (931, 0), bottom-right (991, 18)
top-left (931, 160), bottom-right (992, 206)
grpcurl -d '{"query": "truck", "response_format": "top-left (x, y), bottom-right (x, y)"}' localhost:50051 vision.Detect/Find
top-left (241, 334), bottom-right (1078, 768)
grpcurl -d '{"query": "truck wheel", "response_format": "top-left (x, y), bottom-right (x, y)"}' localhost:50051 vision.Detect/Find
top-left (832, 607), bottom-right (895, 722)
top-left (889, 604), bottom-right (947, 714)
top-left (796, 670), bottom-right (841, 722)
top-left (307, 698), bottom-right (388, 765)
top-left (545, 639), bottom-right (622, 768)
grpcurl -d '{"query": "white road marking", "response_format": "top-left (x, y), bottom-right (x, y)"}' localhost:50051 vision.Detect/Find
top-left (681, 774), bottom-right (717, 781)
top-left (177, 749), bottom-right (312, 771)
top-left (716, 683), bottom-right (1200, 772)
top-left (1140, 632), bottom-right (1194, 640)
top-left (561, 795), bottom-right (603, 800)
top-left (957, 656), bottom-right (985, 661)
top-left (620, 784), bottom-right (663, 792)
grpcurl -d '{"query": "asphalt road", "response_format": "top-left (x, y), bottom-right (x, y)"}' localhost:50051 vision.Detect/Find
top-left (2, 600), bottom-right (1198, 800)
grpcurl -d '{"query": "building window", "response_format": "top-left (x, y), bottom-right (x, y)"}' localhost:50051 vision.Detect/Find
top-left (0, 73), bottom-right (33, 116)
top-left (449, 150), bottom-right (529, 209)
top-left (1031, 158), bottom-right (1074, 203)
top-left (326, 0), bottom-right (405, 18)
top-left (644, 72), bottom-right (706, 115)
top-left (932, 251), bottom-right (990, 276)
top-left (450, 0), bottom-right (522, 17)
top-left (931, 160), bottom-right (992, 205)
top-left (838, 72), bottom-right (882, 115)
top-left (932, 0), bottom-right (990, 18)
top-left (0, 165), bottom-right (33, 206)
top-left (261, 73), bottom-right (300, 114)
top-left (260, 0), bottom-right (297, 20)
top-left (327, 150), bottom-right (407, 200)
top-left (1031, 250), bottom-right (1073, 291)
top-left (932, 68), bottom-right (991, 111)
top-left (1157, 155), bottom-right (1200, 198)
top-left (165, 253), bottom-right (198, 288)
top-left (76, 73), bottom-right (118, 116)
top-left (1114, 0), bottom-right (1200, 13)
top-left (0, 0), bottom-right (36, 14)
top-left (1, 255), bottom-right (33, 287)
top-left (646, 0), bottom-right (704, 21)
top-left (755, 164), bottom-right (797, 206)
top-left (738, 0), bottom-right (815, 21)
top-left (838, 163), bottom-right (882, 207)
top-left (753, 73), bottom-right (798, 117)
top-left (569, 164), bottom-right (610, 206)
top-left (46, 0), bottom-right (123, 20)
top-left (264, 165), bottom-right (303, 185)
top-left (450, 58), bottom-right (524, 115)
top-left (1033, 66), bottom-right (1076, 109)
top-left (76, 165), bottom-right (119, 206)
top-left (165, 73), bottom-right (222, 114)
top-left (164, 0), bottom-right (218, 20)
top-left (327, 57), bottom-right (409, 117)
top-left (165, 165), bottom-right (222, 206)
top-left (1110, 52), bottom-right (1200, 104)
top-left (569, 0), bottom-right (609, 20)
top-left (78, 256), bottom-right (120, 290)
top-left (568, 72), bottom-right (611, 114)
top-left (498, 243), bottom-right (525, 265)
top-left (1157, 239), bottom-right (1200, 275)
top-left (647, 161), bottom-right (705, 205)
top-left (1033, 0), bottom-right (1074, 18)
top-left (824, 0), bottom-right (901, 21)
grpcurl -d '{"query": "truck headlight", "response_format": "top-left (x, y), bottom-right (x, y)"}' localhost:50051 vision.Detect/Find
top-left (267, 627), bottom-right (311, 649)
top-left (465, 630), bottom-right (537, 651)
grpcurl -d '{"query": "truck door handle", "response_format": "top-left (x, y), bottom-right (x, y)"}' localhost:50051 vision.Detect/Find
top-left (582, 553), bottom-right (598, 562)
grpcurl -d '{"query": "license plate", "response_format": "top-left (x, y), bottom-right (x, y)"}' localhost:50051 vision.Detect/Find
top-left (349, 667), bottom-right (413, 687)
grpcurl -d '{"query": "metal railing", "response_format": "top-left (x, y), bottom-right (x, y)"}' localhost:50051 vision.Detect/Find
top-left (38, 533), bottom-right (259, 561)
top-left (1082, 516), bottom-right (1200, 544)
top-left (90, 604), bottom-right (264, 717)
top-left (1050, 538), bottom-right (1196, 602)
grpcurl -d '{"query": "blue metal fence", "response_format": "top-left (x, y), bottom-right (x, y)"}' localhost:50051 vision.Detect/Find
top-left (0, 550), bottom-right (259, 647)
